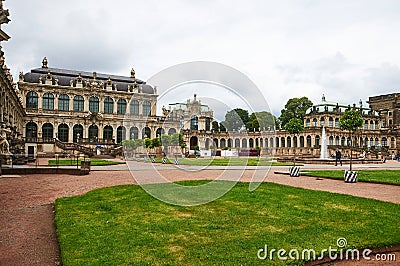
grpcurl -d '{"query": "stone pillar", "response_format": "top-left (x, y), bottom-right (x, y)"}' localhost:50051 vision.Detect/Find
top-left (54, 94), bottom-right (59, 111)
top-left (69, 95), bottom-right (74, 111)
top-left (84, 96), bottom-right (89, 112)
top-left (139, 100), bottom-right (143, 116)
top-left (69, 123), bottom-right (73, 143)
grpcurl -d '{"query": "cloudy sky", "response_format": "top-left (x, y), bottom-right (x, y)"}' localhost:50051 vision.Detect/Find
top-left (3, 0), bottom-right (400, 120)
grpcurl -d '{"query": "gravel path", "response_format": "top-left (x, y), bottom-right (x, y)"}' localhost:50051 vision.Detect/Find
top-left (0, 162), bottom-right (399, 265)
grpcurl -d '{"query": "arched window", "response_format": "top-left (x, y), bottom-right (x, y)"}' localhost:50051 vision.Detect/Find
top-left (347, 137), bottom-right (351, 146)
top-left (26, 91), bottom-right (38, 109)
top-left (287, 136), bottom-right (291, 148)
top-left (320, 117), bottom-right (325, 126)
top-left (156, 128), bottom-right (164, 137)
top-left (103, 125), bottom-right (113, 140)
top-left (117, 126), bottom-right (126, 143)
top-left (104, 97), bottom-right (114, 114)
top-left (235, 138), bottom-right (240, 148)
top-left (329, 136), bottom-right (334, 146)
top-left (58, 124), bottom-right (69, 142)
top-left (220, 138), bottom-right (226, 148)
top-left (374, 121), bottom-right (379, 130)
top-left (328, 117), bottom-right (333, 127)
top-left (228, 138), bottom-right (233, 148)
top-left (58, 94), bottom-right (69, 111)
top-left (130, 100), bottom-right (139, 115)
top-left (391, 137), bottom-right (395, 148)
top-left (369, 121), bottom-right (374, 130)
top-left (306, 135), bottom-right (312, 147)
top-left (213, 138), bottom-right (219, 148)
top-left (142, 101), bottom-right (151, 116)
top-left (313, 118), bottom-right (318, 127)
top-left (43, 93), bottom-right (54, 110)
top-left (382, 137), bottom-right (387, 147)
top-left (117, 99), bottom-right (127, 115)
top-left (205, 117), bottom-right (211, 131)
top-left (335, 136), bottom-right (340, 146)
top-left (265, 138), bottom-right (269, 148)
top-left (89, 96), bottom-right (99, 113)
top-left (259, 138), bottom-right (263, 148)
top-left (73, 124), bottom-right (84, 143)
top-left (26, 122), bottom-right (37, 139)
top-left (88, 125), bottom-right (98, 141)
top-left (249, 138), bottom-right (254, 148)
top-left (275, 137), bottom-right (280, 148)
top-left (73, 95), bottom-right (84, 112)
top-left (130, 127), bottom-right (138, 139)
top-left (293, 136), bottom-right (297, 148)
top-left (300, 136), bottom-right (305, 147)
top-left (306, 119), bottom-right (310, 127)
top-left (315, 135), bottom-right (320, 147)
top-left (242, 139), bottom-right (247, 148)
top-left (168, 128), bottom-right (176, 135)
top-left (190, 116), bottom-right (198, 130)
top-left (142, 127), bottom-right (151, 139)
top-left (335, 118), bottom-right (339, 128)
top-left (42, 123), bottom-right (53, 141)
top-left (281, 137), bottom-right (285, 148)
top-left (364, 120), bottom-right (368, 130)
top-left (270, 137), bottom-right (274, 148)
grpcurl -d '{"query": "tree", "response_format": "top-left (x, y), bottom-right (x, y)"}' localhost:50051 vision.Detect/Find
top-left (339, 109), bottom-right (363, 171)
top-left (284, 118), bottom-right (304, 166)
top-left (279, 97), bottom-right (313, 127)
top-left (219, 122), bottom-right (226, 132)
top-left (223, 108), bottom-right (249, 131)
top-left (248, 111), bottom-right (276, 131)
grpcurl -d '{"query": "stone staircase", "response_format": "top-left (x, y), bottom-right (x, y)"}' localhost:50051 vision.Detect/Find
top-left (54, 138), bottom-right (95, 157)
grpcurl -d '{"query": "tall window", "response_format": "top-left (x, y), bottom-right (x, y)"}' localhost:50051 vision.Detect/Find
top-left (26, 122), bottom-right (37, 139)
top-left (58, 124), bottom-right (69, 142)
top-left (26, 91), bottom-right (38, 109)
top-left (73, 124), bottom-right (84, 143)
top-left (58, 94), bottom-right (69, 111)
top-left (117, 99), bottom-right (127, 115)
top-left (42, 123), bottom-right (53, 140)
top-left (89, 96), bottom-right (99, 113)
top-left (335, 118), bottom-right (339, 128)
top-left (117, 126), bottom-right (126, 143)
top-left (103, 125), bottom-right (113, 140)
top-left (104, 97), bottom-right (114, 114)
top-left (89, 125), bottom-right (98, 141)
top-left (205, 117), bottom-right (211, 131)
top-left (328, 117), bottom-right (333, 127)
top-left (73, 95), bottom-right (84, 112)
top-left (130, 127), bottom-right (138, 139)
top-left (130, 100), bottom-right (139, 115)
top-left (190, 116), bottom-right (198, 130)
top-left (142, 101), bottom-right (151, 116)
top-left (43, 93), bottom-right (54, 110)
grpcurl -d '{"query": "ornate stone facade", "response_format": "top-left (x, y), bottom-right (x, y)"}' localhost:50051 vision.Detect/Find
top-left (17, 59), bottom-right (180, 156)
top-left (0, 0), bottom-right (25, 158)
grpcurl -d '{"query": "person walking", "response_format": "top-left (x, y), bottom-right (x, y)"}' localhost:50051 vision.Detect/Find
top-left (335, 149), bottom-right (342, 166)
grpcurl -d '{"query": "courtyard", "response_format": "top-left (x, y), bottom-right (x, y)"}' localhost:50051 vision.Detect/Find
top-left (0, 161), bottom-right (399, 265)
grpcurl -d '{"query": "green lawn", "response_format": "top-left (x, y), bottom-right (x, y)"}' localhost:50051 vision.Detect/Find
top-left (48, 158), bottom-right (125, 166)
top-left (303, 170), bottom-right (400, 185)
top-left (55, 181), bottom-right (400, 265)
top-left (152, 157), bottom-right (297, 166)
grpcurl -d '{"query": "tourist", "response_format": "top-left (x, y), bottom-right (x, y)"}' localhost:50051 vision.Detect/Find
top-left (335, 149), bottom-right (342, 166)
top-left (392, 153), bottom-right (396, 160)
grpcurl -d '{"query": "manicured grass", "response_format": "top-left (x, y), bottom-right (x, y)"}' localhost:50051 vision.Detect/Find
top-left (303, 170), bottom-right (400, 185)
top-left (55, 181), bottom-right (400, 265)
top-left (152, 157), bottom-right (297, 166)
top-left (48, 158), bottom-right (125, 166)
